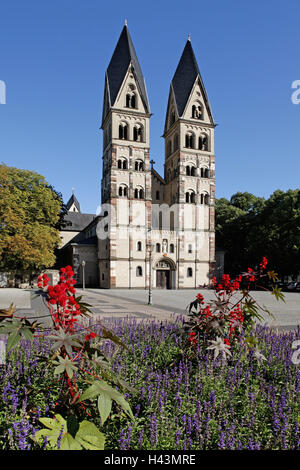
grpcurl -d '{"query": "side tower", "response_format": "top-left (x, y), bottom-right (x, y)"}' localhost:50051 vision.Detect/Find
top-left (163, 38), bottom-right (216, 287)
top-left (99, 24), bottom-right (152, 288)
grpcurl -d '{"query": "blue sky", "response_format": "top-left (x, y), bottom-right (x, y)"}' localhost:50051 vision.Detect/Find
top-left (0, 0), bottom-right (299, 214)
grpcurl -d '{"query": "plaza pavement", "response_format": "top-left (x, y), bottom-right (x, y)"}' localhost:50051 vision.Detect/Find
top-left (0, 287), bottom-right (299, 331)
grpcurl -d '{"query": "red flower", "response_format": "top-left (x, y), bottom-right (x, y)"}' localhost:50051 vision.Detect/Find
top-left (196, 293), bottom-right (205, 304)
top-left (188, 331), bottom-right (197, 345)
top-left (84, 332), bottom-right (97, 342)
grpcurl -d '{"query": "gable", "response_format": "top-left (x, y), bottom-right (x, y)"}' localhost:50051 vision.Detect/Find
top-left (114, 65), bottom-right (148, 114)
top-left (181, 77), bottom-right (214, 125)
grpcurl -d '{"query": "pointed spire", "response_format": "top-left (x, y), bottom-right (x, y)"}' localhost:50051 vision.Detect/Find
top-left (164, 38), bottom-right (214, 128)
top-left (103, 25), bottom-right (150, 122)
top-left (171, 39), bottom-right (201, 117)
top-left (66, 193), bottom-right (81, 212)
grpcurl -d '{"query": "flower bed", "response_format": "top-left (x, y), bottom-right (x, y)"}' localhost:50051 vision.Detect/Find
top-left (0, 316), bottom-right (299, 450)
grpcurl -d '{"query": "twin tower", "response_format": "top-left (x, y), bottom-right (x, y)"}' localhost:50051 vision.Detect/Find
top-left (99, 25), bottom-right (216, 289)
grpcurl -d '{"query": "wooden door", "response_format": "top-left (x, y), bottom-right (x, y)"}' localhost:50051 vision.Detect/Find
top-left (156, 270), bottom-right (170, 289)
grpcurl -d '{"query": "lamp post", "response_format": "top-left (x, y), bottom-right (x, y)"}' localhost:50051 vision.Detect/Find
top-left (81, 260), bottom-right (86, 290)
top-left (147, 241), bottom-right (153, 305)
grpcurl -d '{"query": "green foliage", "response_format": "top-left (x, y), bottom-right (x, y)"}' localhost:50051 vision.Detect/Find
top-left (53, 356), bottom-right (78, 379)
top-left (0, 316), bottom-right (41, 352)
top-left (34, 414), bottom-right (105, 450)
top-left (79, 379), bottom-right (134, 424)
top-left (0, 163), bottom-right (64, 271)
top-left (216, 189), bottom-right (300, 278)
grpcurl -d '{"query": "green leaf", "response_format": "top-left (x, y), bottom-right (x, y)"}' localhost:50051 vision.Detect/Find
top-left (21, 327), bottom-right (34, 342)
top-left (48, 328), bottom-right (81, 356)
top-left (75, 420), bottom-right (105, 450)
top-left (271, 286), bottom-right (285, 303)
top-left (34, 414), bottom-right (67, 448)
top-left (60, 433), bottom-right (82, 450)
top-left (6, 330), bottom-right (22, 352)
top-left (53, 356), bottom-right (78, 379)
top-left (79, 380), bottom-right (134, 420)
top-left (97, 393), bottom-right (112, 425)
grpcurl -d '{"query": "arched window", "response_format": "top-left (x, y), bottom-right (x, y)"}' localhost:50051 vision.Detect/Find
top-left (156, 191), bottom-right (160, 200)
top-left (187, 267), bottom-right (193, 277)
top-left (137, 241), bottom-right (142, 252)
top-left (135, 160), bottom-right (144, 171)
top-left (156, 243), bottom-right (161, 253)
top-left (118, 157), bottom-right (128, 170)
top-left (199, 134), bottom-right (208, 151)
top-left (192, 103), bottom-right (203, 120)
top-left (188, 244), bottom-right (193, 254)
top-left (170, 243), bottom-right (174, 253)
top-left (201, 193), bottom-right (209, 205)
top-left (185, 132), bottom-right (195, 149)
top-left (136, 266), bottom-right (143, 277)
top-left (131, 94), bottom-right (136, 108)
top-left (126, 92), bottom-right (137, 109)
top-left (186, 166), bottom-right (191, 176)
top-left (119, 184), bottom-right (128, 197)
top-left (133, 124), bottom-right (143, 142)
top-left (119, 123), bottom-right (128, 140)
top-left (134, 187), bottom-right (144, 199)
top-left (186, 190), bottom-right (195, 204)
top-left (191, 166), bottom-right (196, 176)
top-left (205, 168), bottom-right (209, 178)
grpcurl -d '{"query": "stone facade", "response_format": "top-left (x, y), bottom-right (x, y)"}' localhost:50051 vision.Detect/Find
top-left (97, 25), bottom-right (216, 289)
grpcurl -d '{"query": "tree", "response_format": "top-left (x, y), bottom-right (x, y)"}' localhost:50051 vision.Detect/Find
top-left (215, 190), bottom-right (300, 280)
top-left (250, 190), bottom-right (300, 279)
top-left (0, 164), bottom-right (65, 272)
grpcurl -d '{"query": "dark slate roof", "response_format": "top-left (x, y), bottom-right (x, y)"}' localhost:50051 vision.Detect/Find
top-left (171, 39), bottom-right (214, 122)
top-left (66, 194), bottom-right (81, 212)
top-left (105, 25), bottom-right (150, 113)
top-left (62, 212), bottom-right (96, 232)
top-left (74, 235), bottom-right (98, 246)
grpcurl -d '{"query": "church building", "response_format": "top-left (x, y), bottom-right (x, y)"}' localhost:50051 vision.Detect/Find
top-left (98, 24), bottom-right (216, 289)
top-left (59, 24), bottom-right (219, 289)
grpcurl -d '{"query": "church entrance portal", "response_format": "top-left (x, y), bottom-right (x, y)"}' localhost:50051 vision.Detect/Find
top-left (155, 258), bottom-right (175, 289)
top-left (156, 270), bottom-right (170, 289)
